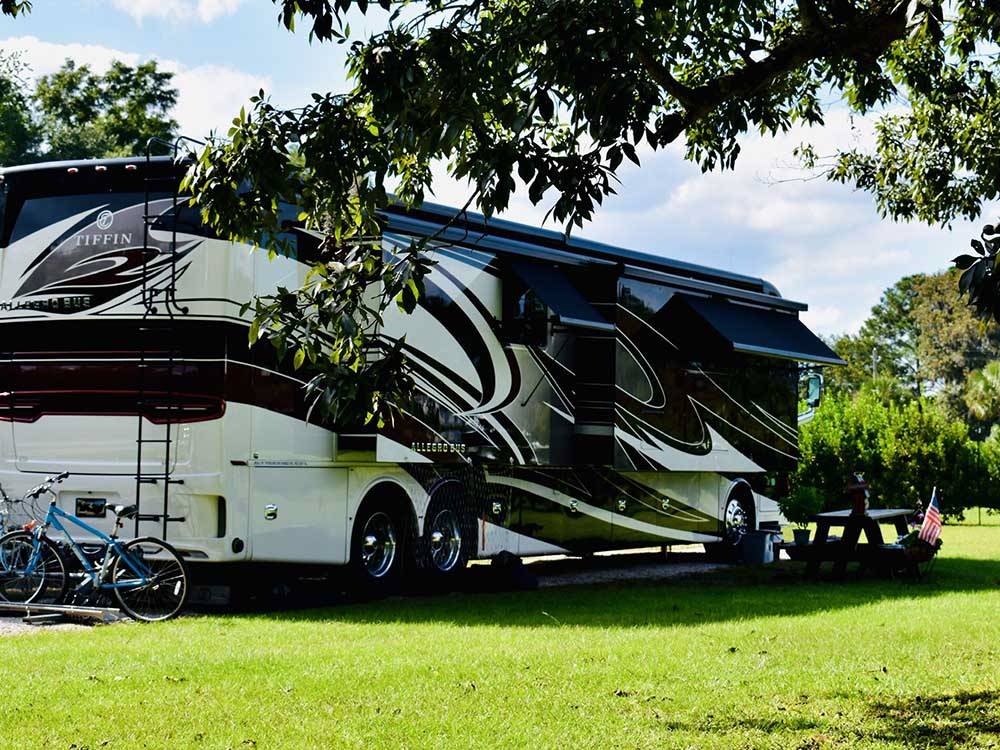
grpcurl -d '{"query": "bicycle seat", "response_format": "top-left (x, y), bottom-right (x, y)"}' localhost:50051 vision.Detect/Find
top-left (113, 504), bottom-right (138, 520)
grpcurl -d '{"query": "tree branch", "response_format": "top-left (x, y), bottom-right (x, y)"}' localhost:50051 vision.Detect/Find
top-left (654, 2), bottom-right (910, 145)
top-left (797, 0), bottom-right (825, 31)
top-left (634, 48), bottom-right (699, 109)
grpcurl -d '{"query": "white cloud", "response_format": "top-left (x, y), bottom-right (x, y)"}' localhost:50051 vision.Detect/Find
top-left (801, 305), bottom-right (849, 334)
top-left (108, 0), bottom-right (244, 24)
top-left (2, 35), bottom-right (141, 75)
top-left (0, 35), bottom-right (269, 139)
top-left (170, 64), bottom-right (268, 139)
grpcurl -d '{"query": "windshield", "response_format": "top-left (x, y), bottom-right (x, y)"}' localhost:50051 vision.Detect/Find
top-left (0, 161), bottom-right (186, 249)
top-left (9, 192), bottom-right (150, 245)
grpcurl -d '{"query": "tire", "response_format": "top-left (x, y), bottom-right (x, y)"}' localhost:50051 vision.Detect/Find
top-left (417, 486), bottom-right (476, 587)
top-left (704, 493), bottom-right (755, 561)
top-left (111, 537), bottom-right (189, 622)
top-left (349, 500), bottom-right (408, 597)
top-left (0, 531), bottom-right (67, 605)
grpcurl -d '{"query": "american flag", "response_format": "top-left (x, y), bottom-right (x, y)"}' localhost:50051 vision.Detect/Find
top-left (918, 487), bottom-right (942, 546)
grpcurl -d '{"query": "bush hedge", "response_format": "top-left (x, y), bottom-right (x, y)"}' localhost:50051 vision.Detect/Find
top-left (794, 387), bottom-right (997, 517)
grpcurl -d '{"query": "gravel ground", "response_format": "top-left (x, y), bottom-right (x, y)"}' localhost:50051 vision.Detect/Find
top-left (0, 616), bottom-right (87, 636)
top-left (534, 558), bottom-right (732, 587)
top-left (0, 601), bottom-right (124, 637)
top-left (521, 545), bottom-right (734, 587)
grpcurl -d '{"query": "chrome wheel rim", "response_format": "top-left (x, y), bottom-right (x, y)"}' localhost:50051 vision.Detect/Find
top-left (724, 498), bottom-right (749, 545)
top-left (361, 512), bottom-right (397, 578)
top-left (427, 509), bottom-right (462, 573)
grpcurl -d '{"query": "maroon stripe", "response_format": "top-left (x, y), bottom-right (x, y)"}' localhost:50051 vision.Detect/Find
top-left (0, 318), bottom-right (313, 424)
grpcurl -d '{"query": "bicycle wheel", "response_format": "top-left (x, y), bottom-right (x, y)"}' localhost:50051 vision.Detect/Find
top-left (0, 531), bottom-right (67, 604)
top-left (111, 537), bottom-right (188, 622)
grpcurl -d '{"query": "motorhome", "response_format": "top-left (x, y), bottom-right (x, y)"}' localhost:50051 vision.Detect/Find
top-left (0, 156), bottom-right (842, 589)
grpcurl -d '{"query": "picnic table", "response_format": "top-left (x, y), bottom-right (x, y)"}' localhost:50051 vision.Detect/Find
top-left (803, 508), bottom-right (912, 578)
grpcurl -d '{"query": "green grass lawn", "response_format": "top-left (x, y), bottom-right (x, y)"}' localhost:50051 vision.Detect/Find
top-left (2, 526), bottom-right (999, 750)
top-left (952, 507), bottom-right (1000, 526)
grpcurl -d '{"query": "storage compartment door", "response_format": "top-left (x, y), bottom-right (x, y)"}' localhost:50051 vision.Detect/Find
top-left (249, 466), bottom-right (348, 563)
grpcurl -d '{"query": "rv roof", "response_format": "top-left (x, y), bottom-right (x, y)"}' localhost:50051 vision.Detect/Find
top-left (2, 156), bottom-right (785, 302)
top-left (0, 155), bottom-right (177, 176)
top-left (384, 200), bottom-right (781, 299)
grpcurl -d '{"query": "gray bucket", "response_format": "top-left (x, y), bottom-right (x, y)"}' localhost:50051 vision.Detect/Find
top-left (741, 531), bottom-right (778, 565)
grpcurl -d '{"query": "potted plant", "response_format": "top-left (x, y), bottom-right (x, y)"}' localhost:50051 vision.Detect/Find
top-left (778, 486), bottom-right (826, 545)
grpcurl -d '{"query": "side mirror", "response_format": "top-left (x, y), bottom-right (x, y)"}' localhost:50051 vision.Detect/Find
top-left (805, 372), bottom-right (822, 408)
top-left (798, 371), bottom-right (823, 424)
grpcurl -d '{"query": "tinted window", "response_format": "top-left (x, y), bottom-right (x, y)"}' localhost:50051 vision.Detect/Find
top-left (502, 280), bottom-right (549, 346)
top-left (0, 160), bottom-right (187, 248)
top-left (620, 278), bottom-right (672, 319)
top-left (13, 193), bottom-right (128, 244)
top-left (8, 193), bottom-right (189, 245)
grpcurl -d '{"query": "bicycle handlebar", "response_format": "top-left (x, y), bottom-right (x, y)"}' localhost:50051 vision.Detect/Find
top-left (24, 471), bottom-right (70, 500)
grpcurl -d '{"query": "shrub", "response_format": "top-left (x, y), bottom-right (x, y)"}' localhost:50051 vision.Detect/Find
top-left (794, 388), bottom-right (991, 516)
top-left (778, 485), bottom-right (826, 528)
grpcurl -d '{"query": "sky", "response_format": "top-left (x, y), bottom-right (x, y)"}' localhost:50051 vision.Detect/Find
top-left (2, 0), bottom-right (996, 336)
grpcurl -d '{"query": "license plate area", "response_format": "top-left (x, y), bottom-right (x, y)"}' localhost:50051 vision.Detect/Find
top-left (75, 497), bottom-right (107, 518)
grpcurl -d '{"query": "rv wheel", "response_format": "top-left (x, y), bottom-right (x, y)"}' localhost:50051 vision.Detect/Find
top-left (704, 493), bottom-right (754, 561)
top-left (418, 485), bottom-right (476, 587)
top-left (349, 500), bottom-right (408, 597)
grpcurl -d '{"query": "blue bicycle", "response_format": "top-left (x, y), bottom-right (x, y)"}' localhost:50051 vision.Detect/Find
top-left (0, 472), bottom-right (189, 621)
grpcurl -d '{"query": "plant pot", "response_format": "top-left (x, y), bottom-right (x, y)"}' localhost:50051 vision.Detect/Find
top-left (792, 528), bottom-right (812, 546)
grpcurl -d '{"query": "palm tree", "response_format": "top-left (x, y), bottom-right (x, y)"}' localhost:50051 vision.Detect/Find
top-left (965, 360), bottom-right (1000, 421)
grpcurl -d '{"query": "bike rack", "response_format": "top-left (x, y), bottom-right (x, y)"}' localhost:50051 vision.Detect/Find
top-left (0, 601), bottom-right (123, 624)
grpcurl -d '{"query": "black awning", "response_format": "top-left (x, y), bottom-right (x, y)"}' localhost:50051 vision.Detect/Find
top-left (665, 293), bottom-right (845, 365)
top-left (510, 260), bottom-right (614, 332)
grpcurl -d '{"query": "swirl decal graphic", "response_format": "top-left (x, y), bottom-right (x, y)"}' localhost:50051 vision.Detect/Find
top-left (14, 199), bottom-right (202, 314)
